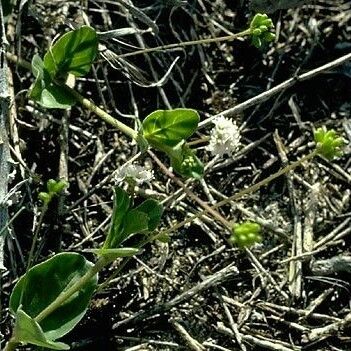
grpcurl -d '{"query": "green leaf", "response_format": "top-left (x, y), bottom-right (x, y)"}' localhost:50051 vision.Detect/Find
top-left (133, 199), bottom-right (163, 232)
top-left (103, 187), bottom-right (131, 249)
top-left (142, 109), bottom-right (200, 148)
top-left (13, 309), bottom-right (69, 350)
top-left (10, 253), bottom-right (98, 341)
top-left (29, 54), bottom-right (76, 109)
top-left (123, 209), bottom-right (150, 236)
top-left (123, 199), bottom-right (163, 236)
top-left (44, 26), bottom-right (98, 79)
top-left (87, 248), bottom-right (139, 262)
top-left (29, 26), bottom-right (98, 109)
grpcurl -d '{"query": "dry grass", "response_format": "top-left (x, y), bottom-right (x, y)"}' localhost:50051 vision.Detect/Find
top-left (1, 0), bottom-right (351, 350)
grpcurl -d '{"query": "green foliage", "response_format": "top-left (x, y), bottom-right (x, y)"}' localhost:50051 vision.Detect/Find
top-left (249, 13), bottom-right (275, 48)
top-left (38, 179), bottom-right (68, 205)
top-left (103, 187), bottom-right (163, 249)
top-left (142, 109), bottom-right (199, 148)
top-left (314, 126), bottom-right (344, 160)
top-left (123, 210), bottom-right (150, 236)
top-left (43, 26), bottom-right (98, 79)
top-left (13, 310), bottom-right (69, 350)
top-left (10, 253), bottom-right (98, 344)
top-left (29, 55), bottom-right (76, 109)
top-left (142, 109), bottom-right (204, 178)
top-left (133, 199), bottom-right (164, 231)
top-left (29, 26), bottom-right (98, 109)
top-left (230, 222), bottom-right (262, 248)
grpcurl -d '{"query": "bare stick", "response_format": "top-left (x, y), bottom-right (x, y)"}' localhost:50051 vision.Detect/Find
top-left (0, 0), bottom-right (10, 271)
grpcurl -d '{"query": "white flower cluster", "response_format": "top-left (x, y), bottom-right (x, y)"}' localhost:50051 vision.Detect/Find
top-left (115, 164), bottom-right (153, 185)
top-left (206, 115), bottom-right (241, 157)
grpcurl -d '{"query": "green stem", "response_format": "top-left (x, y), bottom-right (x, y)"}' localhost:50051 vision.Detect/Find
top-left (34, 256), bottom-right (108, 323)
top-left (115, 29), bottom-right (251, 59)
top-left (148, 150), bottom-right (232, 230)
top-left (17, 205), bottom-right (48, 311)
top-left (224, 149), bottom-right (318, 201)
top-left (64, 86), bottom-right (138, 140)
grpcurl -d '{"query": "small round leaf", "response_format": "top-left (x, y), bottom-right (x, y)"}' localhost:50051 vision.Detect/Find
top-left (142, 109), bottom-right (200, 148)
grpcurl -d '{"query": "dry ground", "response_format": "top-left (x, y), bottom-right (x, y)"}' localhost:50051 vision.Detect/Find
top-left (1, 0), bottom-right (351, 350)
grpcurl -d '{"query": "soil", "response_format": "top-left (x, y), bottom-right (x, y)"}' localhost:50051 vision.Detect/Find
top-left (1, 0), bottom-right (351, 350)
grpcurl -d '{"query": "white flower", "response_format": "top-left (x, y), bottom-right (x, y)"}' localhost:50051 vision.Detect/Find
top-left (115, 164), bottom-right (154, 185)
top-left (206, 116), bottom-right (241, 157)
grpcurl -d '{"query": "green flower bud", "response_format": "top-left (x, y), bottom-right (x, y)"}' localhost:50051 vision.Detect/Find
top-left (252, 28), bottom-right (262, 36)
top-left (170, 143), bottom-right (204, 179)
top-left (46, 179), bottom-right (57, 193)
top-left (231, 222), bottom-right (262, 248)
top-left (263, 32), bottom-right (276, 42)
top-left (53, 180), bottom-right (69, 194)
top-left (314, 126), bottom-right (344, 160)
top-left (250, 13), bottom-right (275, 48)
top-left (46, 179), bottom-right (68, 195)
top-left (38, 192), bottom-right (52, 205)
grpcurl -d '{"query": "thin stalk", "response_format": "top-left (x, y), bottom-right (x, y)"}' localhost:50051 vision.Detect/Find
top-left (64, 86), bottom-right (138, 140)
top-left (98, 232), bottom-right (156, 292)
top-left (159, 150), bottom-right (318, 236)
top-left (25, 205), bottom-right (47, 270)
top-left (5, 52), bottom-right (31, 70)
top-left (115, 29), bottom-right (251, 59)
top-left (97, 255), bottom-right (132, 292)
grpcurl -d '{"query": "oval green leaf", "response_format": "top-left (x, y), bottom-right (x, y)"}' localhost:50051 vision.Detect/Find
top-left (10, 253), bottom-right (98, 341)
top-left (44, 26), bottom-right (98, 78)
top-left (142, 109), bottom-right (200, 147)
